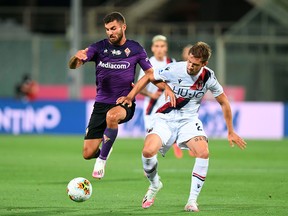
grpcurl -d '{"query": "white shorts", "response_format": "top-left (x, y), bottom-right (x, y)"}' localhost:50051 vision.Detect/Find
top-left (147, 113), bottom-right (207, 156)
top-left (143, 114), bottom-right (153, 133)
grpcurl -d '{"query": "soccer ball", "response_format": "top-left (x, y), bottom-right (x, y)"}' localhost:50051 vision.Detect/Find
top-left (67, 177), bottom-right (92, 202)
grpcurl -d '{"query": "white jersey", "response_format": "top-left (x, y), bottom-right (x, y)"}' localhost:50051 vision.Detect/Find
top-left (153, 61), bottom-right (224, 119)
top-left (138, 56), bottom-right (175, 115)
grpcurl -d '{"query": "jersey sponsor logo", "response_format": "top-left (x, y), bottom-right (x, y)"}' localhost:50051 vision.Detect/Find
top-left (111, 49), bottom-right (122, 55)
top-left (98, 61), bottom-right (130, 69)
top-left (173, 86), bottom-right (205, 99)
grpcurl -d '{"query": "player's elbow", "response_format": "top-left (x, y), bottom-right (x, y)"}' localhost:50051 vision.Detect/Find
top-left (69, 64), bottom-right (76, 69)
top-left (148, 73), bottom-right (156, 82)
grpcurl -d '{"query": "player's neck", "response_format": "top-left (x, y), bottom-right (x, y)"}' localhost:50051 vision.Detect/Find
top-left (118, 37), bottom-right (127, 46)
top-left (155, 56), bottom-right (165, 61)
top-left (116, 34), bottom-right (127, 46)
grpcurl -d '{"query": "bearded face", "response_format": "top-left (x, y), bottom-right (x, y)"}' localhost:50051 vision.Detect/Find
top-left (105, 20), bottom-right (126, 45)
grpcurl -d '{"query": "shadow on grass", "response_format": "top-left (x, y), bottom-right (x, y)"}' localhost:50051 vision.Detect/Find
top-left (2, 203), bottom-right (283, 216)
top-left (1, 206), bottom-right (77, 216)
top-left (1, 206), bottom-right (183, 216)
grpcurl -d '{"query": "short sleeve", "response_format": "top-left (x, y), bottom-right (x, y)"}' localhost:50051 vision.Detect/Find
top-left (153, 65), bottom-right (173, 82)
top-left (138, 48), bottom-right (152, 71)
top-left (208, 72), bottom-right (224, 97)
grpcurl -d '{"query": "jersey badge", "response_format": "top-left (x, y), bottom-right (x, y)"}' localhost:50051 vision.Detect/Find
top-left (196, 80), bottom-right (204, 91)
top-left (103, 134), bottom-right (111, 143)
top-left (124, 48), bottom-right (131, 57)
top-left (178, 78), bottom-right (183, 84)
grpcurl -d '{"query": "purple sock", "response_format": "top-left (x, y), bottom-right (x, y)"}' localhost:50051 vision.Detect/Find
top-left (99, 128), bottom-right (118, 160)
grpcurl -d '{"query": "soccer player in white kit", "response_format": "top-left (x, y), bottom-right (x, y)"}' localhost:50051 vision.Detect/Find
top-left (117, 41), bottom-right (247, 212)
top-left (138, 35), bottom-right (183, 158)
top-left (138, 35), bottom-right (175, 131)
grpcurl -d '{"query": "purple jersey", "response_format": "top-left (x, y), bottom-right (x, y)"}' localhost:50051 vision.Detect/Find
top-left (83, 39), bottom-right (152, 104)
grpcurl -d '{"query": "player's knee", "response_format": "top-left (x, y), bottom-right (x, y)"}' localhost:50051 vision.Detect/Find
top-left (196, 150), bottom-right (209, 159)
top-left (142, 146), bottom-right (157, 158)
top-left (106, 112), bottom-right (120, 124)
top-left (82, 148), bottom-right (93, 160)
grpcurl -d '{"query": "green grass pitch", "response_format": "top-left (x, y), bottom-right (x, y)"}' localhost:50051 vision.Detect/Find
top-left (0, 135), bottom-right (287, 215)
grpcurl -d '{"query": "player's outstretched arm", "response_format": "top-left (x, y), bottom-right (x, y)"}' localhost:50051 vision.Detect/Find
top-left (116, 68), bottom-right (176, 107)
top-left (116, 69), bottom-right (155, 106)
top-left (216, 93), bottom-right (247, 150)
top-left (68, 48), bottom-right (88, 69)
top-left (140, 87), bottom-right (162, 100)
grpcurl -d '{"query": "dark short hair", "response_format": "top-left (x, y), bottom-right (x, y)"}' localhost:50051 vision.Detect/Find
top-left (189, 41), bottom-right (212, 62)
top-left (103, 12), bottom-right (126, 24)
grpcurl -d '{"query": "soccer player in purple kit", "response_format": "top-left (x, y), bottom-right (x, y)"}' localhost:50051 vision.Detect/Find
top-left (68, 12), bottom-right (176, 179)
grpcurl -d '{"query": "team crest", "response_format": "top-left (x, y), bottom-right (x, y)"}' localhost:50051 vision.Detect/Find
top-left (124, 48), bottom-right (131, 57)
top-left (196, 80), bottom-right (204, 90)
top-left (103, 134), bottom-right (111, 143)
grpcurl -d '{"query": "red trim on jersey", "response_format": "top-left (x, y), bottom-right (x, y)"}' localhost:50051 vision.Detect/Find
top-left (190, 68), bottom-right (210, 90)
top-left (156, 68), bottom-right (212, 114)
top-left (156, 97), bottom-right (189, 114)
top-left (146, 88), bottom-right (163, 115)
top-left (166, 57), bottom-right (172, 64)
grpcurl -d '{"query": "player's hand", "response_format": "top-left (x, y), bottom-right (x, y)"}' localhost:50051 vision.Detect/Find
top-left (228, 132), bottom-right (247, 150)
top-left (116, 96), bottom-right (132, 107)
top-left (164, 86), bottom-right (176, 107)
top-left (75, 48), bottom-right (88, 60)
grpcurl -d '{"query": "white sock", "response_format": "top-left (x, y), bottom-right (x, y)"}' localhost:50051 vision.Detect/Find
top-left (142, 154), bottom-right (160, 188)
top-left (188, 158), bottom-right (209, 202)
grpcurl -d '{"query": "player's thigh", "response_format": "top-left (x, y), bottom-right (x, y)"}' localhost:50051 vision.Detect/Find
top-left (85, 102), bottom-right (109, 140)
top-left (177, 119), bottom-right (208, 157)
top-left (83, 102), bottom-right (110, 158)
top-left (144, 115), bottom-right (174, 157)
top-left (106, 103), bottom-right (135, 124)
top-left (177, 118), bottom-right (207, 145)
top-left (186, 136), bottom-right (209, 159)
